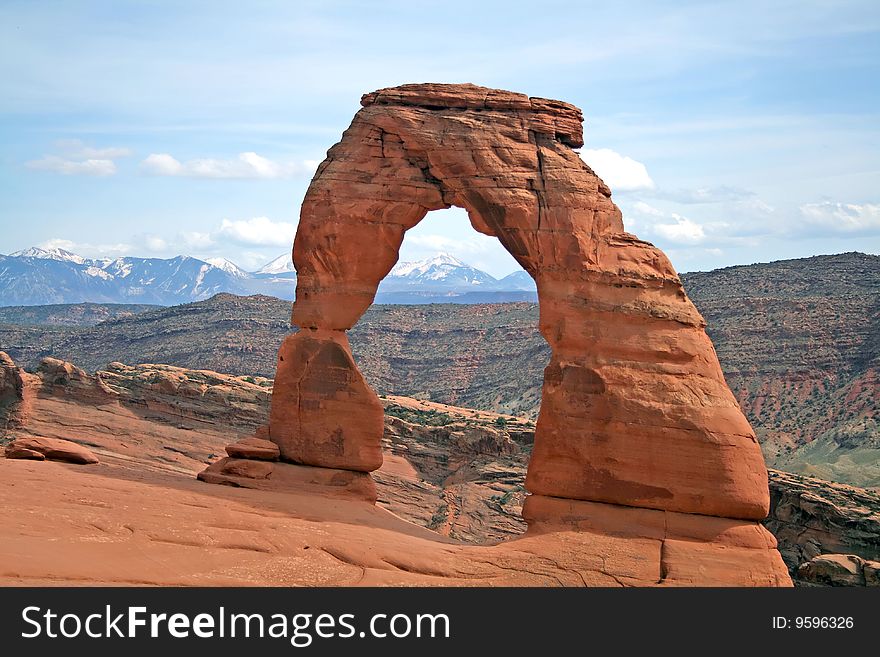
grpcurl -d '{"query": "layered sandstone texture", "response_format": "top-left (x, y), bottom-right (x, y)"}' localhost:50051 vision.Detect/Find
top-left (272, 83), bottom-right (770, 522)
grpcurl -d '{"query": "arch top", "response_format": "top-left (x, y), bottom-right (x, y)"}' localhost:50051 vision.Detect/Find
top-left (292, 82), bottom-right (628, 330)
top-left (360, 82), bottom-right (585, 148)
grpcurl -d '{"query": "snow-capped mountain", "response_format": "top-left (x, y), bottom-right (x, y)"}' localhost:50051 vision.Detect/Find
top-left (11, 246), bottom-right (87, 265)
top-left (255, 253), bottom-right (296, 275)
top-left (383, 253), bottom-right (498, 290)
top-left (497, 269), bottom-right (536, 291)
top-left (0, 251), bottom-right (249, 306)
top-left (205, 257), bottom-right (249, 278)
top-left (389, 253), bottom-right (466, 277)
top-left (0, 248), bottom-right (536, 306)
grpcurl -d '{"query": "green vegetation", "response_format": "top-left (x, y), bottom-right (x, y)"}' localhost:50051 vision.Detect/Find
top-left (427, 503), bottom-right (449, 530)
top-left (384, 404), bottom-right (456, 426)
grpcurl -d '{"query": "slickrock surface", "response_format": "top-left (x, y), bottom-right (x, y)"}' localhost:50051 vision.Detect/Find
top-left (0, 354), bottom-right (793, 585)
top-left (276, 83), bottom-right (770, 526)
top-left (0, 458), bottom-right (787, 586)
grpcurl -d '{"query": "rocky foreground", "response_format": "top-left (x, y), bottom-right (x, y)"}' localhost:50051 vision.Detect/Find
top-left (1, 353), bottom-right (876, 586)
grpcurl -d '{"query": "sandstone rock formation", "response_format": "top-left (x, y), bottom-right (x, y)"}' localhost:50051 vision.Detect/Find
top-left (0, 355), bottom-right (273, 473)
top-left (766, 469), bottom-right (880, 578)
top-left (5, 436), bottom-right (98, 464)
top-left (4, 445), bottom-right (45, 460)
top-left (7, 353), bottom-right (868, 585)
top-left (198, 458), bottom-right (377, 503)
top-left (270, 330), bottom-right (383, 471)
top-left (0, 350), bottom-right (33, 431)
top-left (266, 83), bottom-right (773, 525)
top-left (0, 85), bottom-right (796, 586)
top-left (796, 554), bottom-right (880, 587)
top-left (226, 436), bottom-right (280, 461)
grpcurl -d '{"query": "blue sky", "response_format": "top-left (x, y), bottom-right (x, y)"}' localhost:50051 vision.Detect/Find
top-left (1, 0), bottom-right (878, 276)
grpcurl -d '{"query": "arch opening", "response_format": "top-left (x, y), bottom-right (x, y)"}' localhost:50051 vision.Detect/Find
top-left (346, 207), bottom-right (546, 541)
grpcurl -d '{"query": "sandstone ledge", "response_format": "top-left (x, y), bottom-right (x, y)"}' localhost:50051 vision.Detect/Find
top-left (225, 436), bottom-right (280, 461)
top-left (198, 457), bottom-right (377, 504)
top-left (5, 436), bottom-right (99, 465)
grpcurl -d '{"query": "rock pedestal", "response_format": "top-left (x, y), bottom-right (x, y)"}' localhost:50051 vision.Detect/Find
top-left (269, 330), bottom-right (383, 471)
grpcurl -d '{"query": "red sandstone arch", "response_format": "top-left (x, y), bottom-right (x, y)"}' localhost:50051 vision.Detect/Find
top-left (268, 83), bottom-right (770, 521)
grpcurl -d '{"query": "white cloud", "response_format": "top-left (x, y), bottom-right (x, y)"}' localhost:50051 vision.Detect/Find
top-left (26, 155), bottom-right (117, 176)
top-left (38, 238), bottom-right (132, 257)
top-left (39, 238), bottom-right (78, 251)
top-left (239, 250), bottom-right (280, 270)
top-left (579, 148), bottom-right (655, 191)
top-left (632, 200), bottom-right (664, 217)
top-left (140, 153), bottom-right (183, 176)
top-left (625, 193), bottom-right (782, 247)
top-left (54, 138), bottom-right (132, 160)
top-left (143, 235), bottom-right (168, 251)
top-left (627, 202), bottom-right (709, 245)
top-left (180, 231), bottom-right (215, 249)
top-left (653, 214), bottom-right (706, 244)
top-left (217, 216), bottom-right (296, 247)
top-left (25, 139), bottom-right (132, 176)
top-left (800, 201), bottom-right (880, 234)
top-left (34, 217), bottom-right (298, 264)
top-left (652, 186), bottom-right (754, 204)
top-left (405, 233), bottom-right (496, 256)
top-left (140, 152), bottom-right (317, 179)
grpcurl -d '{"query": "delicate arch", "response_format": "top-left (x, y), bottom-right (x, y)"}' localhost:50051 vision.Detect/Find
top-left (268, 83), bottom-right (769, 521)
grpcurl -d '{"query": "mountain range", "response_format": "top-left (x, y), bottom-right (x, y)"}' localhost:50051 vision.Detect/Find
top-left (0, 248), bottom-right (537, 306)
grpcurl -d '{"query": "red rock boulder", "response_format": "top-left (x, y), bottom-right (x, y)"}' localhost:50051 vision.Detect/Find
top-left (5, 436), bottom-right (99, 465)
